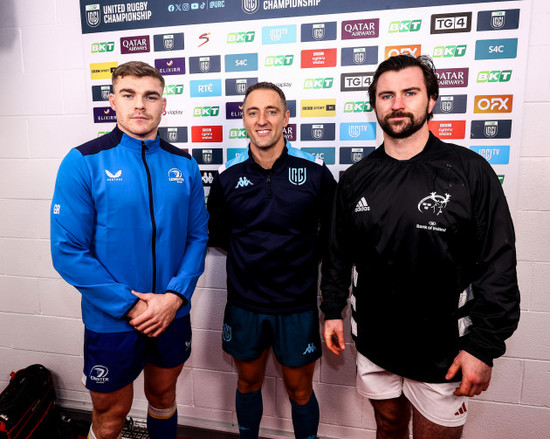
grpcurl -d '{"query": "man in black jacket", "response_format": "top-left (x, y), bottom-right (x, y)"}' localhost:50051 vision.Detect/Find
top-left (321, 55), bottom-right (520, 438)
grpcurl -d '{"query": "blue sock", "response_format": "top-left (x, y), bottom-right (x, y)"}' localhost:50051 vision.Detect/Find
top-left (147, 403), bottom-right (177, 439)
top-left (290, 391), bottom-right (319, 439)
top-left (236, 388), bottom-right (263, 438)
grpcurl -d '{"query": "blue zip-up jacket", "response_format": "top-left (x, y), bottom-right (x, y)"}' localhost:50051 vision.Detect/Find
top-left (51, 126), bottom-right (209, 333)
top-left (207, 141), bottom-right (336, 314)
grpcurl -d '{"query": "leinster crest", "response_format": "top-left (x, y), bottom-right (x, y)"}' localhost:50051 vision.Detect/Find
top-left (289, 168), bottom-right (307, 186)
top-left (86, 4), bottom-right (101, 27)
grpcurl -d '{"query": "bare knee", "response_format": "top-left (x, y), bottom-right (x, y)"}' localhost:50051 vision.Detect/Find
top-left (91, 398), bottom-right (130, 439)
top-left (237, 375), bottom-right (263, 394)
top-left (371, 396), bottom-right (411, 439)
top-left (285, 384), bottom-right (313, 405)
top-left (145, 383), bottom-right (176, 409)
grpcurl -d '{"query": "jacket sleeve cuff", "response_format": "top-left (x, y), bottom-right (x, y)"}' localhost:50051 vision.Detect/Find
top-left (166, 290), bottom-right (188, 307)
top-left (123, 297), bottom-right (140, 319)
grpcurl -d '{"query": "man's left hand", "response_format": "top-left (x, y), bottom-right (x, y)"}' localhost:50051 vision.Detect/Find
top-left (129, 291), bottom-right (183, 337)
top-left (445, 350), bottom-right (492, 397)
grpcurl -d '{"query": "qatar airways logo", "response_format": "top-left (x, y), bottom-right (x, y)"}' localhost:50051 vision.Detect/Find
top-left (120, 36), bottom-right (150, 54)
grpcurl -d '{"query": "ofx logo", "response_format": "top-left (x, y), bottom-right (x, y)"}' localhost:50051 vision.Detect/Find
top-left (155, 58), bottom-right (185, 76)
top-left (475, 38), bottom-right (518, 60)
top-left (341, 46), bottom-right (378, 66)
top-left (227, 31), bottom-right (255, 43)
top-left (301, 49), bottom-right (337, 68)
top-left (477, 70), bottom-right (512, 83)
top-left (301, 22), bottom-right (337, 42)
top-left (428, 120), bottom-right (466, 139)
top-left (153, 33), bottom-right (184, 51)
top-left (225, 53), bottom-right (259, 72)
top-left (389, 20), bottom-right (421, 33)
top-left (265, 55), bottom-right (294, 67)
top-left (477, 9), bottom-right (520, 31)
top-left (433, 45), bottom-right (467, 58)
top-left (90, 62), bottom-right (118, 80)
top-left (342, 19), bottom-right (379, 39)
top-left (474, 95), bottom-right (513, 113)
top-left (300, 99), bottom-right (336, 117)
top-left (304, 78), bottom-right (333, 89)
top-left (385, 44), bottom-right (421, 59)
top-left (120, 36), bottom-right (150, 54)
top-left (436, 68), bottom-right (469, 88)
top-left (341, 72), bottom-right (374, 92)
top-left (191, 126), bottom-right (223, 143)
top-left (91, 42), bottom-right (114, 53)
top-left (431, 12), bottom-right (472, 34)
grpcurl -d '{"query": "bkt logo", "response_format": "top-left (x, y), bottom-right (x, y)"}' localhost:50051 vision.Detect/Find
top-left (477, 70), bottom-right (512, 83)
top-left (341, 72), bottom-right (374, 92)
top-left (91, 42), bottom-right (114, 53)
top-left (344, 101), bottom-right (373, 113)
top-left (225, 53), bottom-right (258, 72)
top-left (389, 20), bottom-right (422, 33)
top-left (193, 106), bottom-right (220, 117)
top-left (340, 123), bottom-right (377, 141)
top-left (227, 31), bottom-right (255, 43)
top-left (474, 95), bottom-right (513, 113)
top-left (470, 146), bottom-right (510, 165)
top-left (431, 12), bottom-right (472, 33)
top-left (163, 84), bottom-right (184, 95)
top-left (229, 128), bottom-right (248, 139)
top-left (304, 78), bottom-right (333, 89)
top-left (475, 38), bottom-right (518, 60)
top-left (385, 44), bottom-right (421, 59)
top-left (189, 79), bottom-right (222, 97)
top-left (265, 55), bottom-right (294, 67)
top-left (262, 25), bottom-right (296, 44)
top-left (433, 45), bottom-right (467, 58)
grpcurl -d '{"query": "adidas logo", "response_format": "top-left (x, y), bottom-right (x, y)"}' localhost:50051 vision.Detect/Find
top-left (235, 176), bottom-right (254, 188)
top-left (455, 402), bottom-right (467, 416)
top-left (355, 197), bottom-right (370, 212)
top-left (303, 343), bottom-right (317, 355)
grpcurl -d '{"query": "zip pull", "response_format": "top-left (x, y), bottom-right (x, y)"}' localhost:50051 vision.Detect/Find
top-left (266, 173), bottom-right (272, 197)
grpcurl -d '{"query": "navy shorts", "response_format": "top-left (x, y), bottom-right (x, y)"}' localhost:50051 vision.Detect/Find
top-left (82, 315), bottom-right (191, 393)
top-left (222, 303), bottom-right (322, 367)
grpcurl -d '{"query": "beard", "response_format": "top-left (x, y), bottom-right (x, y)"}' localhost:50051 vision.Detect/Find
top-left (377, 105), bottom-right (430, 139)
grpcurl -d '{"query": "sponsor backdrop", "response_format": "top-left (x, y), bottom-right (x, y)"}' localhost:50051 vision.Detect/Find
top-left (80, 0), bottom-right (529, 207)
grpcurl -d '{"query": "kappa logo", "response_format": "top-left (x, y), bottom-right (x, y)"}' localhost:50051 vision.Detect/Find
top-left (303, 343), bottom-right (317, 355)
top-left (89, 365), bottom-right (109, 383)
top-left (418, 192), bottom-right (451, 215)
top-left (105, 170), bottom-right (122, 181)
top-left (223, 323), bottom-right (232, 341)
top-left (235, 176), bottom-right (254, 188)
top-left (355, 197), bottom-right (370, 213)
top-left (168, 168), bottom-right (184, 183)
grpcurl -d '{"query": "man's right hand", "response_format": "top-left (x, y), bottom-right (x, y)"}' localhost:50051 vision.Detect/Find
top-left (323, 319), bottom-right (346, 356)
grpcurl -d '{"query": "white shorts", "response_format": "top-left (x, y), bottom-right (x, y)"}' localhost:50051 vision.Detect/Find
top-left (356, 352), bottom-right (468, 427)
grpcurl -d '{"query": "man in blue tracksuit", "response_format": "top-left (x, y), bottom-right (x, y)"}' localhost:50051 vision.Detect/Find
top-left (207, 82), bottom-right (336, 439)
top-left (51, 61), bottom-right (208, 439)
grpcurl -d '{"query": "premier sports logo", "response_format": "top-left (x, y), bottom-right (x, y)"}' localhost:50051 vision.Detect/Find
top-left (301, 49), bottom-right (337, 68)
top-left (431, 12), bottom-right (472, 34)
top-left (158, 127), bottom-right (188, 143)
top-left (436, 68), bottom-right (469, 88)
top-left (342, 19), bottom-right (379, 39)
top-left (474, 95), bottom-right (513, 113)
top-left (428, 120), bottom-right (466, 139)
top-left (155, 58), bottom-right (185, 75)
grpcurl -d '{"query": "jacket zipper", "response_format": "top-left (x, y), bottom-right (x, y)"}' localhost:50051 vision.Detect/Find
top-left (266, 172), bottom-right (272, 198)
top-left (141, 142), bottom-right (157, 293)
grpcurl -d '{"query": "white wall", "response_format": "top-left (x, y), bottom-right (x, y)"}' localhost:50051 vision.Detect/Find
top-left (0, 1), bottom-right (548, 438)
